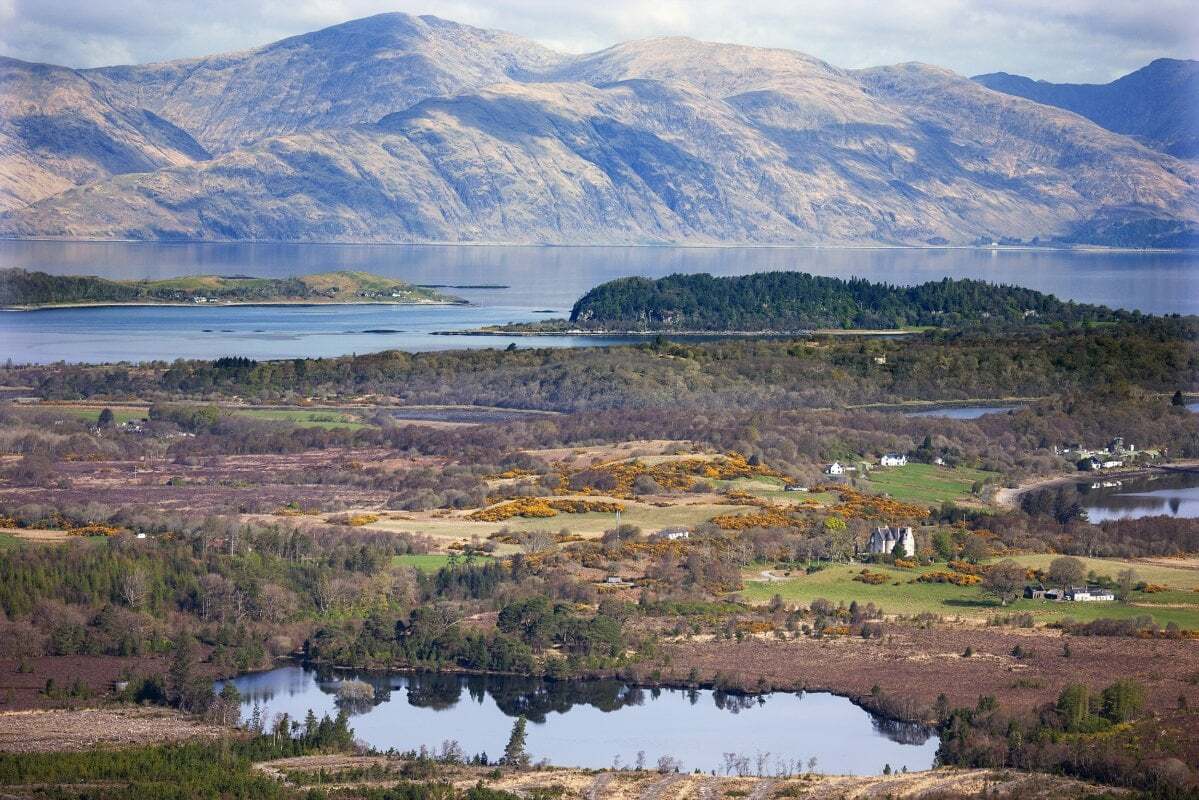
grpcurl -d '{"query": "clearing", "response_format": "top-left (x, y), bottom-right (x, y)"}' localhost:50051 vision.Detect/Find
top-left (0, 707), bottom-right (225, 751)
top-left (369, 499), bottom-right (756, 550)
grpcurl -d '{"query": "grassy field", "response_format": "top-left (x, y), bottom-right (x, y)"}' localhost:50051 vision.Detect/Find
top-left (0, 533), bottom-right (19, 549)
top-left (370, 501), bottom-right (755, 544)
top-left (21, 404), bottom-right (148, 425)
top-left (740, 555), bottom-right (1199, 628)
top-left (865, 463), bottom-right (998, 505)
top-left (391, 553), bottom-right (491, 572)
top-left (231, 408), bottom-right (369, 429)
top-left (1009, 554), bottom-right (1199, 590)
top-left (710, 476), bottom-right (839, 505)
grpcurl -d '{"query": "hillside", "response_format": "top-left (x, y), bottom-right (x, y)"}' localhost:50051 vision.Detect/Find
top-left (563, 272), bottom-right (1126, 331)
top-left (81, 13), bottom-right (562, 153)
top-left (0, 269), bottom-right (461, 308)
top-left (0, 56), bottom-right (209, 212)
top-left (974, 59), bottom-right (1199, 159)
top-left (0, 15), bottom-right (1196, 246)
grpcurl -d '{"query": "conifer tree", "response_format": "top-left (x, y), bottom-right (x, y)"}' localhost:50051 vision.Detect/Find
top-left (502, 715), bottom-right (530, 769)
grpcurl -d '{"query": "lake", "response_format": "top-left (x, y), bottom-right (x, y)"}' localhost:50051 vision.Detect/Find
top-left (1074, 471), bottom-right (1199, 523)
top-left (2, 241), bottom-right (1196, 364)
top-left (216, 666), bottom-right (938, 776)
top-left (902, 405), bottom-right (1018, 419)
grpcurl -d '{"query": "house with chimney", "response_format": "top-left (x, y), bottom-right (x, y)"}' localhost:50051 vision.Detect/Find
top-left (867, 526), bottom-right (915, 557)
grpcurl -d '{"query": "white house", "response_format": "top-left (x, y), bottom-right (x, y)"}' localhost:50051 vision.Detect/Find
top-left (867, 526), bottom-right (915, 557)
top-left (825, 462), bottom-right (845, 476)
top-left (662, 529), bottom-right (690, 541)
top-left (1065, 586), bottom-right (1115, 602)
top-left (880, 453), bottom-right (908, 467)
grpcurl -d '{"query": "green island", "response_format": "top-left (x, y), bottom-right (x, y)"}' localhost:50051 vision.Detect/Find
top-left (454, 272), bottom-right (1127, 334)
top-left (0, 269), bottom-right (464, 309)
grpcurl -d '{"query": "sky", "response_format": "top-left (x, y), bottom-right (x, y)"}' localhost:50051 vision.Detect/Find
top-left (2, 0), bottom-right (1197, 82)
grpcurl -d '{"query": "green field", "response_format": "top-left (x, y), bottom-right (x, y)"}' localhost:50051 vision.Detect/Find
top-left (710, 476), bottom-right (838, 505)
top-left (865, 463), bottom-right (998, 505)
top-left (740, 555), bottom-right (1199, 628)
top-left (391, 553), bottom-right (491, 572)
top-left (232, 408), bottom-right (369, 429)
top-left (0, 533), bottom-right (20, 549)
top-left (21, 405), bottom-right (148, 425)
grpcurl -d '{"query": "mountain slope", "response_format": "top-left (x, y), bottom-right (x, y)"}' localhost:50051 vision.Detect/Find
top-left (973, 59), bottom-right (1199, 159)
top-left (81, 13), bottom-right (563, 153)
top-left (0, 56), bottom-right (208, 212)
top-left (3, 69), bottom-right (1195, 246)
top-left (0, 18), bottom-right (1195, 246)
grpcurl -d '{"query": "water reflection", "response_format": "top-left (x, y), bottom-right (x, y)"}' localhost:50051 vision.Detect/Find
top-left (218, 666), bottom-right (939, 775)
top-left (1029, 472), bottom-right (1199, 523)
top-left (902, 405), bottom-right (1017, 419)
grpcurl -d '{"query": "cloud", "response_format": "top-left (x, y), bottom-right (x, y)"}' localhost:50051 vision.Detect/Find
top-left (3, 0), bottom-right (1196, 81)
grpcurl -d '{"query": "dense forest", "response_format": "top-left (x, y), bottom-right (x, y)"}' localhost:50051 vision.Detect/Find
top-left (0, 269), bottom-right (455, 308)
top-left (564, 272), bottom-right (1131, 331)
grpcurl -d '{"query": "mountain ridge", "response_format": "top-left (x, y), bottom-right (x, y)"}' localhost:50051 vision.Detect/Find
top-left (1, 13), bottom-right (1195, 247)
top-left (973, 58), bottom-right (1199, 159)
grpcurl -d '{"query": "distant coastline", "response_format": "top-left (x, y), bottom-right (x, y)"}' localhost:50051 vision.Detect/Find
top-left (3, 299), bottom-right (465, 312)
top-left (1, 237), bottom-right (1194, 254)
top-left (0, 269), bottom-right (465, 310)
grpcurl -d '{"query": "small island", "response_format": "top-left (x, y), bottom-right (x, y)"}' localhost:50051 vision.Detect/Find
top-left (0, 269), bottom-right (466, 310)
top-left (444, 272), bottom-right (1127, 335)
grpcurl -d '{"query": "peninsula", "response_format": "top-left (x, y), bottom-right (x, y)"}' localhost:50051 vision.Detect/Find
top-left (444, 272), bottom-right (1128, 335)
top-left (0, 269), bottom-right (465, 309)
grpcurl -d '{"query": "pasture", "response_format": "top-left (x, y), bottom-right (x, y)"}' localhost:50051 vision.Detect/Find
top-left (740, 555), bottom-right (1199, 628)
top-left (865, 463), bottom-right (998, 505)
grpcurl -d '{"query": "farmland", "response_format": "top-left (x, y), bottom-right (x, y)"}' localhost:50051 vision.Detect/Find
top-left (230, 408), bottom-right (369, 429)
top-left (865, 463), bottom-right (998, 505)
top-left (741, 555), bottom-right (1199, 627)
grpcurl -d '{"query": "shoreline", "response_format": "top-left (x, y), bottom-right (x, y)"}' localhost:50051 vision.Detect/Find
top-left (433, 327), bottom-right (917, 338)
top-left (1, 237), bottom-right (1194, 254)
top-left (993, 459), bottom-right (1199, 508)
top-left (1, 299), bottom-right (469, 312)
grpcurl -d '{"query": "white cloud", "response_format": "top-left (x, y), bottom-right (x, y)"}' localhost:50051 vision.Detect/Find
top-left (2, 0), bottom-right (1196, 81)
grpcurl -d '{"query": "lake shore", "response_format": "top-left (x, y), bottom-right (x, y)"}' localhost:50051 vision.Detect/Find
top-left (2, 298), bottom-right (468, 311)
top-left (433, 327), bottom-right (917, 337)
top-left (993, 459), bottom-right (1199, 508)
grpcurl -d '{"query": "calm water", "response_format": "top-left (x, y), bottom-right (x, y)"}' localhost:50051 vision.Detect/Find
top-left (902, 405), bottom-right (1018, 419)
top-left (1076, 472), bottom-right (1199, 523)
top-left (217, 666), bottom-right (938, 775)
top-left (1, 241), bottom-right (1196, 364)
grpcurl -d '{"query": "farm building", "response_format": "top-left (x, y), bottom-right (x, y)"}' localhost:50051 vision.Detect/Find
top-left (880, 453), bottom-right (908, 467)
top-left (1065, 586), bottom-right (1115, 602)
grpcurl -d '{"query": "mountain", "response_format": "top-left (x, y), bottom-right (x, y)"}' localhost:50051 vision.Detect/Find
top-left (81, 13), bottom-right (562, 153)
top-left (974, 59), bottom-right (1199, 159)
top-left (1, 15), bottom-right (1196, 246)
top-left (0, 56), bottom-right (208, 212)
